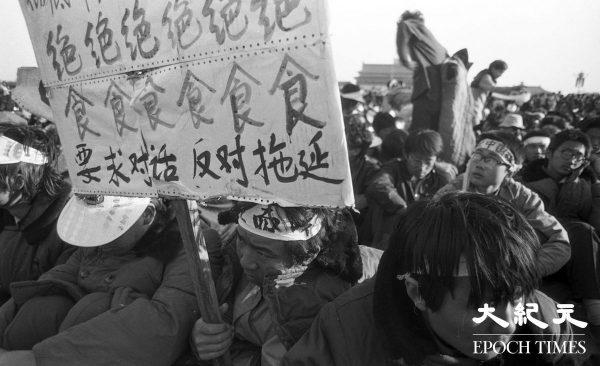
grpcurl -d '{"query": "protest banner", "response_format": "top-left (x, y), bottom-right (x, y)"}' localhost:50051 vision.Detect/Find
top-left (19, 0), bottom-right (354, 208)
top-left (19, 2), bottom-right (351, 364)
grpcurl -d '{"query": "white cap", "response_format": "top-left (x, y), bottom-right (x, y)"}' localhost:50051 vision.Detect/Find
top-left (57, 195), bottom-right (151, 247)
top-left (499, 113), bottom-right (525, 130)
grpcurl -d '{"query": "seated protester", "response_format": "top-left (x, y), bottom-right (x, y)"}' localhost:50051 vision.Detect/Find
top-left (0, 196), bottom-right (199, 365)
top-left (540, 114), bottom-right (568, 136)
top-left (372, 112), bottom-right (400, 141)
top-left (436, 131), bottom-right (570, 279)
top-left (518, 130), bottom-right (600, 336)
top-left (191, 204), bottom-right (377, 365)
top-left (379, 129), bottom-right (408, 164)
top-left (581, 117), bottom-right (600, 176)
top-left (283, 193), bottom-right (590, 366)
top-left (364, 130), bottom-right (455, 249)
top-left (345, 117), bottom-right (380, 225)
top-left (0, 123), bottom-right (74, 306)
top-left (522, 130), bottom-right (552, 166)
top-left (497, 113), bottom-right (526, 141)
top-left (367, 112), bottom-right (401, 162)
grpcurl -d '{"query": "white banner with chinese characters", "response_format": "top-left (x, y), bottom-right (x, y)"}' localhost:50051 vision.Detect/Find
top-left (19, 0), bottom-right (353, 207)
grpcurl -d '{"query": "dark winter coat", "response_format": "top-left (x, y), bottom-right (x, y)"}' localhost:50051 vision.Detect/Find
top-left (0, 184), bottom-right (74, 304)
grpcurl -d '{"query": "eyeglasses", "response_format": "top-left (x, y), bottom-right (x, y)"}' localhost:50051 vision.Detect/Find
top-left (470, 152), bottom-right (506, 167)
top-left (558, 149), bottom-right (586, 164)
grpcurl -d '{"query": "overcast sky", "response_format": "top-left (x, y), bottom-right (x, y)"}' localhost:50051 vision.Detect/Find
top-left (1, 0), bottom-right (599, 93)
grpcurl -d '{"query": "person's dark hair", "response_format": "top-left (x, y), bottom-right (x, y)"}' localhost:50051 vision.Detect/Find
top-left (0, 123), bottom-right (65, 201)
top-left (547, 129), bottom-right (592, 159)
top-left (479, 130), bottom-right (525, 165)
top-left (405, 129), bottom-right (443, 157)
top-left (523, 130), bottom-right (551, 142)
top-left (345, 117), bottom-right (372, 155)
top-left (373, 193), bottom-right (540, 361)
top-left (379, 192), bottom-right (540, 309)
top-left (489, 60), bottom-right (508, 71)
top-left (381, 129), bottom-right (408, 161)
top-left (400, 10), bottom-right (424, 22)
top-left (581, 117), bottom-right (600, 133)
top-left (540, 115), bottom-right (568, 131)
top-left (372, 112), bottom-right (396, 136)
top-left (132, 198), bottom-right (181, 264)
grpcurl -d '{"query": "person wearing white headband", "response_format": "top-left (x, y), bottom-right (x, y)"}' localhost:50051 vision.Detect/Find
top-left (436, 131), bottom-right (570, 280)
top-left (0, 123), bottom-right (74, 308)
top-left (522, 130), bottom-right (552, 165)
top-left (283, 193), bottom-right (584, 365)
top-left (192, 203), bottom-right (377, 365)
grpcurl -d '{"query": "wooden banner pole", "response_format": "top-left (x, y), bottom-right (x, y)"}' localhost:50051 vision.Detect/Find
top-left (172, 199), bottom-right (231, 366)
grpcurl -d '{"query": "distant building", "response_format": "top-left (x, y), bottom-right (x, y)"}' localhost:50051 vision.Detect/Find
top-left (355, 60), bottom-right (413, 90)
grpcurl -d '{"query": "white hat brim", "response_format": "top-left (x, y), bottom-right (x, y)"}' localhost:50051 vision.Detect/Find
top-left (58, 195), bottom-right (151, 247)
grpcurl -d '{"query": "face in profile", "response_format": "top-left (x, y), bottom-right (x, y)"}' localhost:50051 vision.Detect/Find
top-left (547, 141), bottom-right (586, 177)
top-left (490, 68), bottom-right (506, 80)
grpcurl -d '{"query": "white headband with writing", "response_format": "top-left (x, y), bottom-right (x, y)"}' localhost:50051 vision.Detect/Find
top-left (475, 139), bottom-right (516, 167)
top-left (238, 204), bottom-right (323, 242)
top-left (0, 136), bottom-right (48, 165)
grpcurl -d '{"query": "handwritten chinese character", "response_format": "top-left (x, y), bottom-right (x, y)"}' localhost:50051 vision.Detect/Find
top-left (122, 0), bottom-right (160, 60)
top-left (221, 63), bottom-right (264, 134)
top-left (129, 133), bottom-right (152, 187)
top-left (250, 0), bottom-right (312, 41)
top-left (252, 206), bottom-right (281, 233)
top-left (202, 0), bottom-right (248, 45)
top-left (553, 304), bottom-right (588, 328)
top-left (105, 81), bottom-right (138, 137)
top-left (177, 70), bottom-right (216, 127)
top-left (149, 144), bottom-right (179, 182)
top-left (105, 147), bottom-right (131, 187)
top-left (270, 54), bottom-right (324, 135)
top-left (47, 25), bottom-right (82, 81)
top-left (75, 143), bottom-right (101, 184)
top-left (162, 0), bottom-right (202, 50)
top-left (85, 12), bottom-right (122, 68)
top-left (217, 135), bottom-right (248, 187)
top-left (266, 133), bottom-right (299, 184)
top-left (65, 87), bottom-right (100, 141)
top-left (193, 138), bottom-right (221, 180)
top-left (298, 131), bottom-right (343, 184)
top-left (138, 77), bottom-right (174, 131)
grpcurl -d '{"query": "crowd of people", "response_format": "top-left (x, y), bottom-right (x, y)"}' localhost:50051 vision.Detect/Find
top-left (0, 8), bottom-right (599, 366)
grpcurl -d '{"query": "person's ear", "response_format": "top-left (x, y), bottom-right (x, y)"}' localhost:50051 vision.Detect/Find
top-left (404, 276), bottom-right (427, 311)
top-left (141, 204), bottom-right (156, 226)
top-left (12, 174), bottom-right (25, 191)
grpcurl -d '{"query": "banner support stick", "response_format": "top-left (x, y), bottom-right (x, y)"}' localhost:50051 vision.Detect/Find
top-left (173, 199), bottom-right (232, 366)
